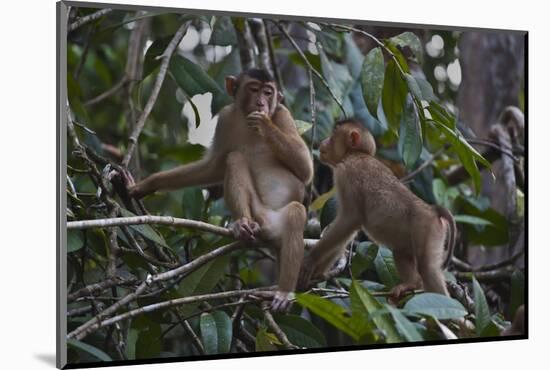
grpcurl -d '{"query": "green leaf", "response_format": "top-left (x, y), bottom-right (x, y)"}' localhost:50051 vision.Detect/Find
top-left (455, 196), bottom-right (509, 246)
top-left (181, 187), bottom-right (205, 220)
top-left (67, 230), bottom-right (84, 253)
top-left (389, 32), bottom-right (424, 64)
top-left (404, 74), bottom-right (423, 102)
top-left (209, 16), bottom-right (237, 46)
top-left (352, 242), bottom-right (379, 277)
top-left (480, 320), bottom-right (502, 337)
top-left (398, 95), bottom-right (422, 169)
top-left (119, 208), bottom-right (169, 248)
top-left (472, 277), bottom-right (491, 336)
top-left (200, 311), bottom-right (233, 354)
top-left (509, 269), bottom-right (525, 319)
top-left (414, 77), bottom-right (436, 101)
top-left (296, 293), bottom-right (365, 341)
top-left (360, 47), bottom-right (385, 116)
top-left (170, 55), bottom-right (231, 116)
top-left (320, 196), bottom-right (338, 230)
top-left (350, 281), bottom-right (402, 343)
top-left (274, 314), bottom-right (327, 348)
top-left (310, 187), bottom-right (336, 212)
top-left (374, 246), bottom-right (400, 289)
top-left (453, 215), bottom-right (494, 226)
top-left (319, 48), bottom-right (353, 104)
top-left (404, 293), bottom-right (467, 319)
top-left (67, 339), bottom-right (112, 362)
top-left (255, 328), bottom-right (279, 351)
top-left (295, 120), bottom-right (313, 136)
top-left (143, 37), bottom-right (171, 79)
top-left (382, 59), bottom-right (408, 131)
top-left (177, 250), bottom-right (230, 316)
top-left (386, 305), bottom-right (423, 342)
top-left (135, 321), bottom-right (162, 359)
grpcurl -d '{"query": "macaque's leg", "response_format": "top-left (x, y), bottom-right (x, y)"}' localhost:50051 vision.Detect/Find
top-left (132, 154), bottom-right (224, 198)
top-left (224, 151), bottom-right (263, 241)
top-left (417, 234), bottom-right (448, 296)
top-left (271, 201), bottom-right (307, 312)
top-left (298, 215), bottom-right (358, 290)
top-left (390, 248), bottom-right (422, 302)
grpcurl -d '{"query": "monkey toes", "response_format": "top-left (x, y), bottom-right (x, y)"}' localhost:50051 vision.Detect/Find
top-left (388, 283), bottom-right (417, 305)
top-left (271, 291), bottom-right (292, 312)
top-left (230, 217), bottom-right (261, 241)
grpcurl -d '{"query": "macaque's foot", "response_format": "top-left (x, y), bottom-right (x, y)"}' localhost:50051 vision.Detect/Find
top-left (270, 291), bottom-right (292, 313)
top-left (230, 217), bottom-right (261, 241)
top-left (109, 168), bottom-right (138, 198)
top-left (388, 283), bottom-right (418, 305)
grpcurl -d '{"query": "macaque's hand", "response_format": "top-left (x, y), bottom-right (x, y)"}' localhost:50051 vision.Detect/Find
top-left (108, 168), bottom-right (134, 194)
top-left (270, 291), bottom-right (292, 312)
top-left (246, 111), bottom-right (271, 136)
top-left (230, 217), bottom-right (261, 241)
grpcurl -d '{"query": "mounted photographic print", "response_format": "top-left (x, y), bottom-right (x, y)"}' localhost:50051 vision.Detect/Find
top-left (57, 1), bottom-right (527, 368)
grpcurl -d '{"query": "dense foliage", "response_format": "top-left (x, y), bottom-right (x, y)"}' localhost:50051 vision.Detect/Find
top-left (65, 7), bottom-right (525, 364)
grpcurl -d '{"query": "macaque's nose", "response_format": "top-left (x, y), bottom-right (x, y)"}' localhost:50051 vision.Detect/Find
top-left (256, 98), bottom-right (266, 108)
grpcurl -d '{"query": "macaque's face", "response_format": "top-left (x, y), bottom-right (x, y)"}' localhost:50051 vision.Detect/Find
top-left (236, 77), bottom-right (279, 116)
top-left (319, 126), bottom-right (350, 167)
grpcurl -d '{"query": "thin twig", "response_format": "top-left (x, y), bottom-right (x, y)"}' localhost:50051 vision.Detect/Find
top-left (400, 147), bottom-right (445, 183)
top-left (68, 241), bottom-right (247, 340)
top-left (306, 68), bottom-right (317, 208)
top-left (68, 277), bottom-right (137, 302)
top-left (72, 287), bottom-right (276, 339)
top-left (122, 22), bottom-right (190, 168)
top-left (84, 77), bottom-right (127, 107)
top-left (275, 21), bottom-right (347, 118)
top-left (69, 8), bottom-right (113, 33)
top-left (67, 215), bottom-right (233, 237)
top-left (261, 302), bottom-right (299, 349)
top-left (263, 19), bottom-right (283, 91)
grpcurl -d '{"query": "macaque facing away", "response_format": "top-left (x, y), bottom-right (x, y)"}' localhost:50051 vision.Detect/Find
top-left (299, 119), bottom-right (456, 300)
top-left (122, 69), bottom-right (313, 311)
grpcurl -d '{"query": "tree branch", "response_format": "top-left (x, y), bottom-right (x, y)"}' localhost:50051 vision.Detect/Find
top-left (261, 302), bottom-right (299, 349)
top-left (69, 8), bottom-right (113, 33)
top-left (122, 21), bottom-right (190, 168)
top-left (275, 21), bottom-right (347, 118)
top-left (67, 215), bottom-right (233, 237)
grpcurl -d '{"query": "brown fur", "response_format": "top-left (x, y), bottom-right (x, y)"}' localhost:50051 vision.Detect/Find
top-left (300, 120), bottom-right (455, 299)
top-left (127, 69), bottom-right (313, 311)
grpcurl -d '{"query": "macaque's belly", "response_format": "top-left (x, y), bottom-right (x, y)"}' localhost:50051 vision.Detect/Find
top-left (246, 153), bottom-right (304, 210)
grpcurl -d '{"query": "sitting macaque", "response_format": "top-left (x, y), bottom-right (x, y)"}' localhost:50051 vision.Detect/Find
top-left (120, 69), bottom-right (313, 311)
top-left (298, 118), bottom-right (456, 300)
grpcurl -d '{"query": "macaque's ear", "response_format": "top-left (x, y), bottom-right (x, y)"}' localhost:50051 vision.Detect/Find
top-left (350, 130), bottom-right (361, 148)
top-left (225, 76), bottom-right (237, 96)
top-left (277, 90), bottom-right (284, 103)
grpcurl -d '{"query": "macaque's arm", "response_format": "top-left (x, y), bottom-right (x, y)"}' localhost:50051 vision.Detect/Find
top-left (257, 107), bottom-right (313, 184)
top-left (299, 213), bottom-right (358, 288)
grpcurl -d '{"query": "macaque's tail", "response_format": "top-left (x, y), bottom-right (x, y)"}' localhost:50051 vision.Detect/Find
top-left (435, 206), bottom-right (456, 268)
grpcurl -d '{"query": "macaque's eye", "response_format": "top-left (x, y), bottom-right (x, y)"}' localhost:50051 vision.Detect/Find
top-left (248, 85), bottom-right (260, 93)
top-left (263, 89), bottom-right (273, 97)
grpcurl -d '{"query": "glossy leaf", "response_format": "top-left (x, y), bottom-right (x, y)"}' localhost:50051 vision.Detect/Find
top-left (320, 196), bottom-right (338, 230)
top-left (255, 328), bottom-right (279, 351)
top-left (200, 311), bottom-right (233, 354)
top-left (389, 31), bottom-right (424, 64)
top-left (170, 55), bottom-right (231, 116)
top-left (374, 246), bottom-right (400, 289)
top-left (296, 293), bottom-right (366, 341)
top-left (453, 215), bottom-right (494, 226)
top-left (382, 59), bottom-right (408, 131)
top-left (310, 187), bottom-right (336, 212)
top-left (404, 293), bottom-right (467, 319)
top-left (274, 314), bottom-right (327, 348)
top-left (350, 281), bottom-right (402, 343)
top-left (67, 230), bottom-right (84, 253)
top-left (209, 16), bottom-right (237, 46)
top-left (67, 339), bottom-right (112, 362)
top-left (119, 208), bottom-right (169, 248)
top-left (386, 305), bottom-right (423, 342)
top-left (398, 95), bottom-right (422, 169)
top-left (472, 277), bottom-right (491, 335)
top-left (360, 47), bottom-right (385, 116)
